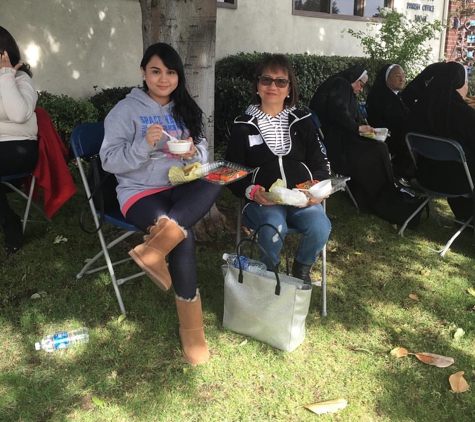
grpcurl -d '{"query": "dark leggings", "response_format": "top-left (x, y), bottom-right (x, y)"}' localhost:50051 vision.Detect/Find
top-left (126, 179), bottom-right (222, 299)
top-left (0, 140), bottom-right (39, 224)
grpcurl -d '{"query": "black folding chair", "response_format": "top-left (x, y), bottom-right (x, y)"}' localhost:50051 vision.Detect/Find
top-left (398, 132), bottom-right (474, 257)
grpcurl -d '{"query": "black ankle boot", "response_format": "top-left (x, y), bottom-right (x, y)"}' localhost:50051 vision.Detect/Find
top-left (2, 213), bottom-right (23, 254)
top-left (292, 259), bottom-right (313, 285)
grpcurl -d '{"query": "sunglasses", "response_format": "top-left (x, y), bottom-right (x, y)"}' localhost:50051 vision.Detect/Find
top-left (258, 76), bottom-right (290, 88)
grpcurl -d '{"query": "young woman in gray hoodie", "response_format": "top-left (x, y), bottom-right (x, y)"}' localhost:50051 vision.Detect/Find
top-left (100, 43), bottom-right (221, 365)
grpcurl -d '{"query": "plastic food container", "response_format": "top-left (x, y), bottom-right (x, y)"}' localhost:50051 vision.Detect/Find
top-left (200, 161), bottom-right (254, 185)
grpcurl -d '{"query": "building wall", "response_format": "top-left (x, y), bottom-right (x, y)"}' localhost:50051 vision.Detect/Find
top-left (1, 0), bottom-right (447, 99)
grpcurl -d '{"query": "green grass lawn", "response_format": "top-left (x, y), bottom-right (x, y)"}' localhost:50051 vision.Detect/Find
top-left (0, 184), bottom-right (474, 422)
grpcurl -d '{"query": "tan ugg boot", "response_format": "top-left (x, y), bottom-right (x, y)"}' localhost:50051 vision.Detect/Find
top-left (175, 291), bottom-right (210, 365)
top-left (128, 216), bottom-right (187, 291)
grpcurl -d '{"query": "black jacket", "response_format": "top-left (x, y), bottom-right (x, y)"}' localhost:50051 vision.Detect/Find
top-left (225, 109), bottom-right (330, 198)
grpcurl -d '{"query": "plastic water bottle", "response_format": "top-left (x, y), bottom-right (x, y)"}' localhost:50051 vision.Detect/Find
top-left (35, 327), bottom-right (89, 352)
top-left (223, 253), bottom-right (267, 275)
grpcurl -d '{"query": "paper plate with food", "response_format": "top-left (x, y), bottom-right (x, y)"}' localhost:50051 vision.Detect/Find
top-left (296, 177), bottom-right (350, 200)
top-left (360, 128), bottom-right (389, 142)
top-left (200, 161), bottom-right (254, 185)
top-left (262, 179), bottom-right (308, 206)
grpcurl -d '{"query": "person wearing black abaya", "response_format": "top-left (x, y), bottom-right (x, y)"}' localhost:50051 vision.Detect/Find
top-left (366, 64), bottom-right (412, 178)
top-left (310, 64), bottom-right (426, 227)
top-left (405, 61), bottom-right (475, 220)
top-left (309, 64), bottom-right (374, 175)
top-left (401, 62), bottom-right (446, 111)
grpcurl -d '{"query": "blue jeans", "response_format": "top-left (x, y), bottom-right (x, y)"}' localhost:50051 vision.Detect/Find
top-left (243, 202), bottom-right (331, 269)
top-left (126, 180), bottom-right (222, 299)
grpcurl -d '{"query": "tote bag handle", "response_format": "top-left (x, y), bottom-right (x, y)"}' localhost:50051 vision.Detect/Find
top-left (236, 237), bottom-right (282, 296)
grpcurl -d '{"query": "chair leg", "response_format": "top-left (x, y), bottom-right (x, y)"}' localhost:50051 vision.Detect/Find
top-left (344, 184), bottom-right (359, 212)
top-left (236, 197), bottom-right (243, 247)
top-left (398, 196), bottom-right (431, 237)
top-left (439, 216), bottom-right (473, 257)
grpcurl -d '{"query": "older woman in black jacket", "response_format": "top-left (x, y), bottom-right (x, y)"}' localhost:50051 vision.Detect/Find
top-left (226, 54), bottom-right (331, 284)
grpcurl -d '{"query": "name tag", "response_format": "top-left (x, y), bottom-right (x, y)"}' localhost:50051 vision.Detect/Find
top-left (248, 134), bottom-right (263, 147)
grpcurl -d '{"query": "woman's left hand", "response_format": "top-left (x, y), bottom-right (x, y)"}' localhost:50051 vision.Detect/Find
top-left (0, 51), bottom-right (21, 70)
top-left (173, 138), bottom-right (197, 159)
top-left (296, 195), bottom-right (326, 208)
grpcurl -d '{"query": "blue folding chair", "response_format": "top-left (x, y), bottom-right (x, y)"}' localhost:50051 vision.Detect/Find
top-left (398, 132), bottom-right (474, 257)
top-left (70, 122), bottom-right (145, 314)
top-left (358, 102), bottom-right (369, 125)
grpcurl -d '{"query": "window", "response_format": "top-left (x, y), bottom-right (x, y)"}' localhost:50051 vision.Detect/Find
top-left (293, 0), bottom-right (393, 20)
top-left (218, 0), bottom-right (237, 9)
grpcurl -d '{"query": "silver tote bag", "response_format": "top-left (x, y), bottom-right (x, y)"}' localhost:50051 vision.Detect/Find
top-left (222, 237), bottom-right (312, 352)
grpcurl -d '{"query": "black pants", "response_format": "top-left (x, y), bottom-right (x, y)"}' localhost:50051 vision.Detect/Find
top-left (0, 140), bottom-right (39, 224)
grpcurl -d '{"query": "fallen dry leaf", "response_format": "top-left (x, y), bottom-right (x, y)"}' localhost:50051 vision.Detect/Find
top-left (414, 352), bottom-right (454, 368)
top-left (467, 287), bottom-right (475, 297)
top-left (449, 371), bottom-right (470, 393)
top-left (421, 269), bottom-right (431, 276)
top-left (390, 347), bottom-right (409, 358)
top-left (304, 398), bottom-right (347, 415)
top-left (409, 294), bottom-right (419, 301)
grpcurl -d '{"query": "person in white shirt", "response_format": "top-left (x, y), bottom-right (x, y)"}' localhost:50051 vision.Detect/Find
top-left (0, 26), bottom-right (38, 253)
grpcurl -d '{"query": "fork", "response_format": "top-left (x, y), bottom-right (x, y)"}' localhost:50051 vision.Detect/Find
top-left (162, 129), bottom-right (178, 142)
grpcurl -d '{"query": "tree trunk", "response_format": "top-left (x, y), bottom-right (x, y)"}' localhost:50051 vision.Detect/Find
top-left (139, 0), bottom-right (227, 239)
top-left (139, 0), bottom-right (216, 156)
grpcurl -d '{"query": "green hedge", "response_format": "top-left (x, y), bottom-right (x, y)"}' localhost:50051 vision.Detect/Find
top-left (214, 53), bottom-right (388, 144)
top-left (36, 54), bottom-right (395, 148)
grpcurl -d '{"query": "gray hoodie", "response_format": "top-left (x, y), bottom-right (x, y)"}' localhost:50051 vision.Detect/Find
top-left (100, 88), bottom-right (209, 209)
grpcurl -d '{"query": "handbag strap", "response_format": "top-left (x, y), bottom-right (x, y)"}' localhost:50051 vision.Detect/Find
top-left (249, 223), bottom-right (291, 275)
top-left (236, 237), bottom-right (281, 296)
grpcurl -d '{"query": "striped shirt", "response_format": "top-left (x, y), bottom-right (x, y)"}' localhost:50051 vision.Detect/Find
top-left (246, 105), bottom-right (296, 155)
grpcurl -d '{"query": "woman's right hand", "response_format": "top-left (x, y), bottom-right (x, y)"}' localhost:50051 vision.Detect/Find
top-left (253, 187), bottom-right (275, 206)
top-left (145, 123), bottom-right (164, 147)
top-left (358, 125), bottom-right (375, 133)
top-left (0, 51), bottom-right (22, 71)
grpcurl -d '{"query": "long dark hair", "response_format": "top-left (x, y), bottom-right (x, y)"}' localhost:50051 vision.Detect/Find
top-left (252, 54), bottom-right (298, 108)
top-left (140, 43), bottom-right (203, 140)
top-left (0, 26), bottom-right (32, 77)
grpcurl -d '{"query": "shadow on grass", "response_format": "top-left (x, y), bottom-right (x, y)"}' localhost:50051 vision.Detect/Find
top-left (0, 188), bottom-right (474, 421)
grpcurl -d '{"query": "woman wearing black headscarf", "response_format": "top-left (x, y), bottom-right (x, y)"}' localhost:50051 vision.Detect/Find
top-left (366, 64), bottom-right (412, 177)
top-left (405, 61), bottom-right (475, 220)
top-left (309, 64), bottom-right (374, 175)
top-left (401, 62), bottom-right (446, 110)
top-left (310, 64), bottom-right (426, 226)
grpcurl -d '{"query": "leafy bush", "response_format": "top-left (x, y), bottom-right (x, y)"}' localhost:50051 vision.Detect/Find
top-left (37, 91), bottom-right (98, 147)
top-left (215, 53), bottom-right (387, 145)
top-left (89, 86), bottom-right (137, 121)
top-left (347, 7), bottom-right (444, 80)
